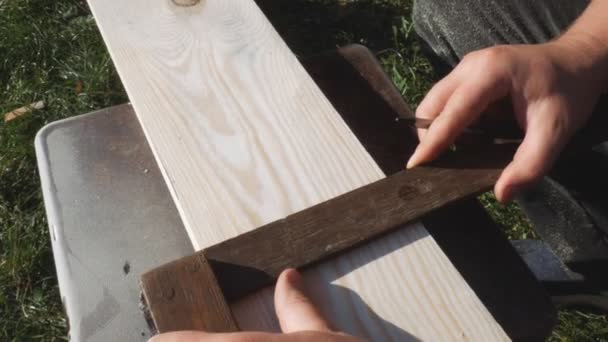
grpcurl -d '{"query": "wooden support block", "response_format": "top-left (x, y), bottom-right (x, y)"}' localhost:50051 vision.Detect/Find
top-left (141, 253), bottom-right (239, 333)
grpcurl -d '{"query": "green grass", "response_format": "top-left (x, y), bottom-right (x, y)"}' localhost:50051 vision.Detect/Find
top-left (0, 0), bottom-right (126, 340)
top-left (549, 311), bottom-right (608, 342)
top-left (0, 0), bottom-right (606, 341)
top-left (479, 192), bottom-right (538, 240)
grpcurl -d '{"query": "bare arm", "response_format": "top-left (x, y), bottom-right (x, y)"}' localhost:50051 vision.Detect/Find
top-left (561, 0), bottom-right (608, 87)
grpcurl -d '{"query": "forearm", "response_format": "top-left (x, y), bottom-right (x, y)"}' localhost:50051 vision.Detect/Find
top-left (554, 0), bottom-right (608, 89)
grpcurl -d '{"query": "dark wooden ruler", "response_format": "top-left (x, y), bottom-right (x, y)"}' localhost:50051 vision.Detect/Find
top-left (204, 145), bottom-right (512, 302)
top-left (140, 143), bottom-right (514, 333)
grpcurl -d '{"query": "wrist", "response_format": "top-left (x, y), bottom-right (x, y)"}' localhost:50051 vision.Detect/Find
top-left (550, 32), bottom-right (608, 92)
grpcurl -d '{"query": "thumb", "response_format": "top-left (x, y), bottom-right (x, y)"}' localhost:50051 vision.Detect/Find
top-left (274, 269), bottom-right (332, 334)
top-left (148, 331), bottom-right (209, 342)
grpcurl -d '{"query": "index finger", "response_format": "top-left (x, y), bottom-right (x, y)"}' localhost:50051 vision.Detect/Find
top-left (407, 73), bottom-right (510, 168)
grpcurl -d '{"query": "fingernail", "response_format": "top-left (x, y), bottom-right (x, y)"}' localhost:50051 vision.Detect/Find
top-left (495, 182), bottom-right (515, 204)
top-left (284, 269), bottom-right (302, 286)
top-left (406, 148), bottom-right (421, 169)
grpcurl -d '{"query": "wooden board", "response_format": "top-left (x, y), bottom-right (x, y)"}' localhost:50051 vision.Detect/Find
top-left (87, 0), bottom-right (510, 340)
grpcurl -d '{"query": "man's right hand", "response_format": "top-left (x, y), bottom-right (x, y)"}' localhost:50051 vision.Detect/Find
top-left (150, 2), bottom-right (608, 338)
top-left (407, 12), bottom-right (608, 203)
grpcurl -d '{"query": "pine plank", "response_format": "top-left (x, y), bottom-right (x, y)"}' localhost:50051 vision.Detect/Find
top-left (86, 0), bottom-right (509, 340)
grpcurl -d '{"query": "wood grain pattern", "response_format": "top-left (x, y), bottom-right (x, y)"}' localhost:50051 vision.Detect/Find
top-left (87, 0), bottom-right (510, 340)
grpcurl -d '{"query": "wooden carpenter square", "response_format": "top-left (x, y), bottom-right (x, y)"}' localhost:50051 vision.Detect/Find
top-left (141, 142), bottom-right (516, 332)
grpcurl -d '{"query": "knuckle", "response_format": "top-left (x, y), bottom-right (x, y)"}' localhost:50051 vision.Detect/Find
top-left (473, 46), bottom-right (510, 64)
top-left (483, 45), bottom-right (512, 59)
top-left (460, 47), bottom-right (512, 81)
top-left (445, 89), bottom-right (470, 112)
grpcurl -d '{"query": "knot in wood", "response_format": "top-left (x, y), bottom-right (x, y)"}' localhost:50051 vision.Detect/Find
top-left (398, 185), bottom-right (416, 200)
top-left (398, 180), bottom-right (433, 200)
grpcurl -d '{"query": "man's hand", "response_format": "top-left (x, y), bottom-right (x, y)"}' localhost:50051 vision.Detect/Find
top-left (149, 269), bottom-right (363, 342)
top-left (407, 38), bottom-right (607, 202)
top-left (407, 0), bottom-right (608, 203)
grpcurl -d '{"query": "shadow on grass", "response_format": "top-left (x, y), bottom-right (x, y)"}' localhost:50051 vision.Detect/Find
top-left (255, 0), bottom-right (434, 106)
top-left (256, 0), bottom-right (411, 55)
